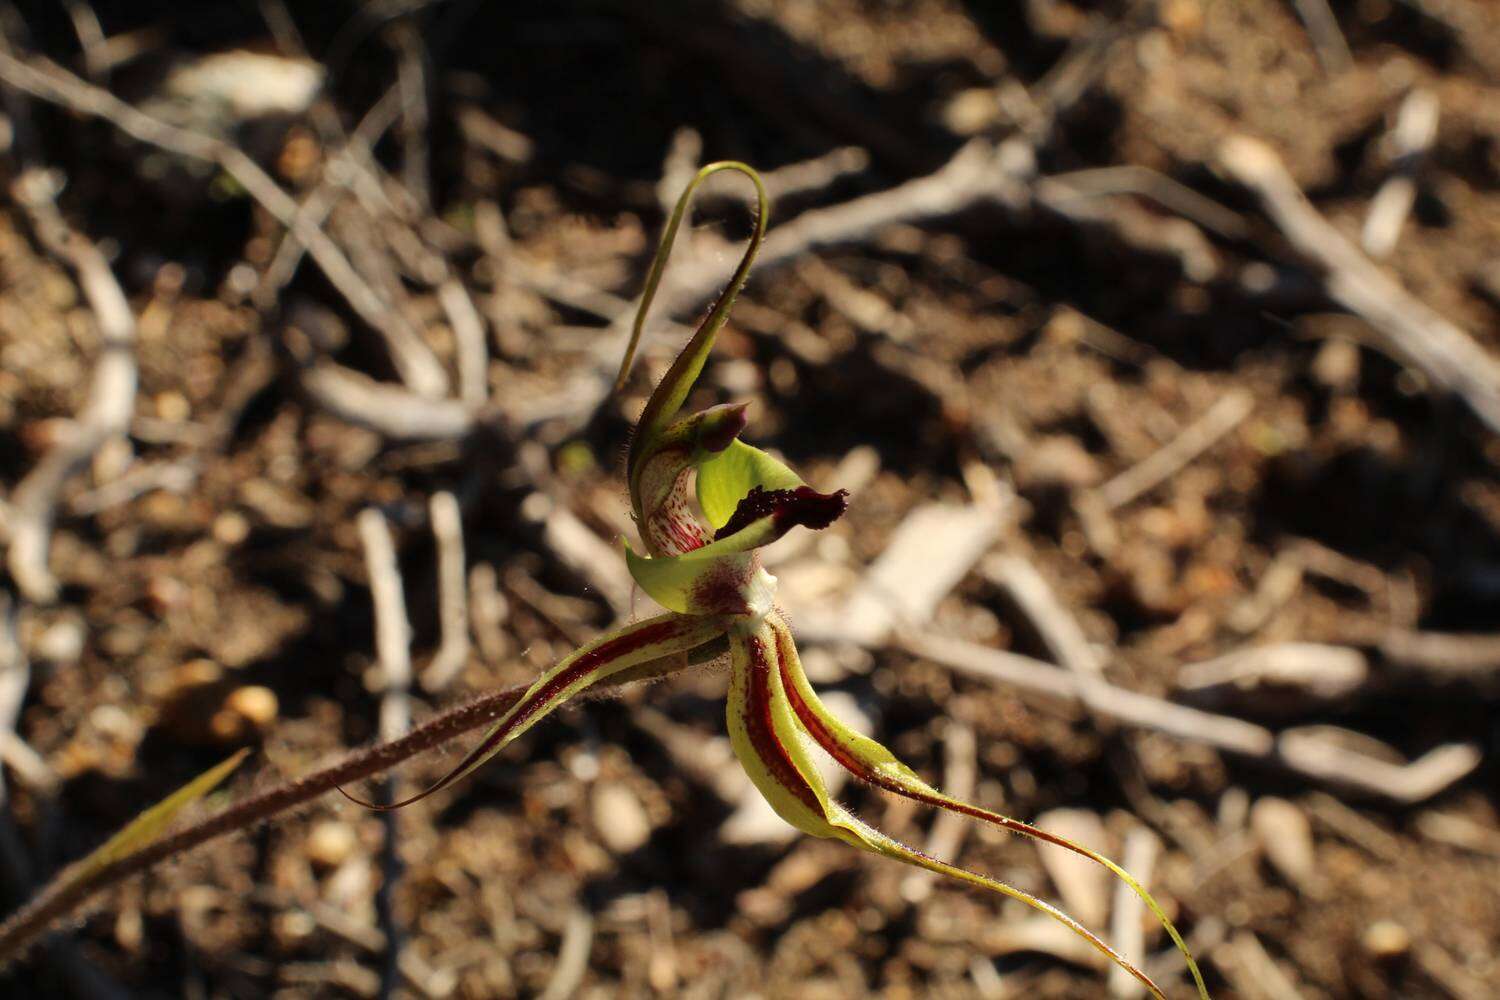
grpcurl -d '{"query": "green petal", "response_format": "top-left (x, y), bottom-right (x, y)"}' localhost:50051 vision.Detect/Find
top-left (696, 440), bottom-right (805, 530)
top-left (624, 540), bottom-right (772, 619)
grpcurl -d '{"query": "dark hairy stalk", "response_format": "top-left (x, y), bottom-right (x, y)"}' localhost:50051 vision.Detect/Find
top-left (0, 661), bottom-right (688, 965)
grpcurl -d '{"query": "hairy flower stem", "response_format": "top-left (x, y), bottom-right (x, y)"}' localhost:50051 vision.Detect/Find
top-left (0, 661), bottom-right (690, 964)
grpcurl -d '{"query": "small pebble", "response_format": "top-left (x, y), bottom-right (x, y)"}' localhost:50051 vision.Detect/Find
top-left (173, 658), bottom-right (224, 691)
top-left (33, 617), bottom-right (85, 665)
top-left (212, 511), bottom-right (251, 546)
top-left (306, 820), bottom-right (359, 869)
top-left (1312, 338), bottom-right (1360, 392)
top-left (592, 783), bottom-right (653, 854)
top-left (942, 88), bottom-right (999, 135)
top-left (273, 910), bottom-right (316, 947)
top-left (225, 685), bottom-right (279, 727)
top-left (1363, 920), bottom-right (1411, 959)
top-left (154, 390), bottom-right (191, 422)
top-left (211, 685), bottom-right (279, 741)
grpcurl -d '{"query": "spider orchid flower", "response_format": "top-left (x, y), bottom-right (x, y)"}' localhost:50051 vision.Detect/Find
top-left (344, 163), bottom-right (1210, 999)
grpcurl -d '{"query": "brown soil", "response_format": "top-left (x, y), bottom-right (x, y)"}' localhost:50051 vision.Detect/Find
top-left (2, 1), bottom-right (1499, 998)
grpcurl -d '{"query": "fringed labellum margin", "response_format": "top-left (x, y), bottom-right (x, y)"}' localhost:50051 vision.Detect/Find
top-left (342, 161), bottom-right (1211, 1000)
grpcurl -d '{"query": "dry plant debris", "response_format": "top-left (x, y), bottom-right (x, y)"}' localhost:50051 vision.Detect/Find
top-left (0, 1), bottom-right (1498, 997)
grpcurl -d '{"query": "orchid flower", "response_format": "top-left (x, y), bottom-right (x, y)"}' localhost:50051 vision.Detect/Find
top-left (344, 163), bottom-right (1211, 999)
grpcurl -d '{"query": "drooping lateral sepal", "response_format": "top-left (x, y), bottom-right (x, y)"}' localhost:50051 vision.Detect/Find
top-left (340, 612), bottom-right (727, 810)
top-left (723, 616), bottom-right (1185, 1000)
top-left (763, 613), bottom-right (1211, 1000)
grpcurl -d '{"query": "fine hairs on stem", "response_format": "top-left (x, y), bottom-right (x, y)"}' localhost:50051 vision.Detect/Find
top-left (0, 662), bottom-right (691, 964)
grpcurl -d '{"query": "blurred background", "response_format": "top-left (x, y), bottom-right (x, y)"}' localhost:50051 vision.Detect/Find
top-left (1, 0), bottom-right (1498, 997)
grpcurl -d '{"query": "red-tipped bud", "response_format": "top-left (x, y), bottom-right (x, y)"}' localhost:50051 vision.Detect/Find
top-left (695, 402), bottom-right (751, 454)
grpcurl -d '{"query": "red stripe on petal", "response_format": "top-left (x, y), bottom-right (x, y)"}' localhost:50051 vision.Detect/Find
top-left (740, 631), bottom-right (821, 813)
top-left (773, 627), bottom-right (1099, 853)
top-left (345, 618), bottom-right (693, 811)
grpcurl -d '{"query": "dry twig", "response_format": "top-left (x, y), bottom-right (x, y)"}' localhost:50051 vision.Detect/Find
top-left (1379, 629), bottom-right (1500, 681)
top-left (0, 50), bottom-right (448, 396)
top-left (301, 364), bottom-right (477, 442)
top-left (438, 279), bottom-right (490, 407)
top-left (1219, 135), bottom-right (1500, 433)
top-left (1094, 390), bottom-right (1255, 511)
top-left (897, 631), bottom-right (1478, 803)
top-left (358, 509), bottom-right (412, 997)
top-left (389, 20), bottom-right (431, 215)
top-left (1289, 0), bottom-right (1353, 74)
top-left (1362, 88), bottom-right (1439, 258)
top-left (6, 169), bottom-right (137, 604)
top-left (812, 501), bottom-right (1005, 646)
top-left (0, 659), bottom-right (698, 964)
top-left (983, 555), bottom-right (1105, 677)
top-left (538, 908), bottom-right (595, 1000)
top-left (424, 492), bottom-right (471, 692)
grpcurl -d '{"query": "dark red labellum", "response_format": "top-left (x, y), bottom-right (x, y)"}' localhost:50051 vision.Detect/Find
top-left (714, 486), bottom-right (850, 542)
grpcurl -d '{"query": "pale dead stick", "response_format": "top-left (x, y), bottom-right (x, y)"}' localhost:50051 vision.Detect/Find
top-left (357, 509), bottom-right (413, 999)
top-left (983, 555), bottom-right (1106, 677)
top-left (1289, 0), bottom-right (1353, 75)
top-left (438, 279), bottom-right (490, 408)
top-left (1379, 628), bottom-right (1500, 680)
top-left (300, 363), bottom-right (477, 442)
top-left (1093, 390), bottom-right (1256, 511)
top-left (6, 170), bottom-right (137, 604)
top-left (0, 49), bottom-right (448, 397)
top-left (0, 595), bottom-right (53, 808)
top-left (897, 630), bottom-right (1479, 804)
top-left (1218, 135), bottom-right (1500, 434)
top-left (423, 491), bottom-right (471, 692)
top-left (1227, 931), bottom-right (1310, 1000)
top-left (1042, 165), bottom-right (1249, 241)
top-left (1362, 88), bottom-right (1439, 258)
top-left (388, 19), bottom-right (431, 215)
top-left (538, 909), bottom-right (595, 1000)
top-left (1107, 828), bottom-right (1161, 999)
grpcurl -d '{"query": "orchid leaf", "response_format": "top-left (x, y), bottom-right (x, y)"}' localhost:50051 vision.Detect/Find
top-left (74, 748), bottom-right (249, 882)
top-left (695, 440), bottom-right (805, 530)
top-left (341, 613), bottom-right (726, 810)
